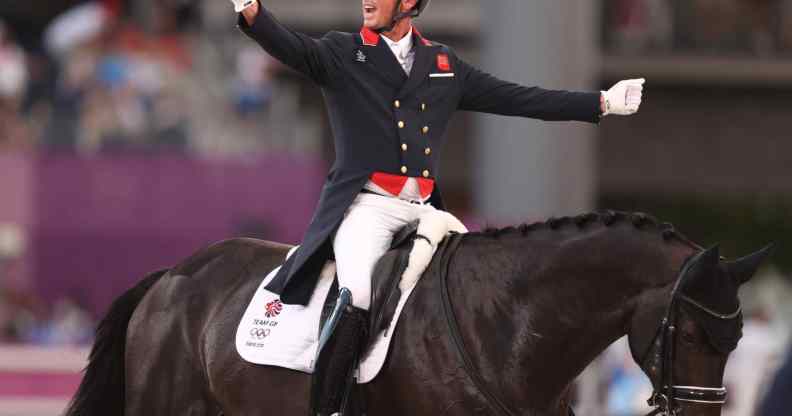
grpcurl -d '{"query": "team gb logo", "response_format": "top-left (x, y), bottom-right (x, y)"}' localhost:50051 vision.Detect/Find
top-left (265, 299), bottom-right (283, 318)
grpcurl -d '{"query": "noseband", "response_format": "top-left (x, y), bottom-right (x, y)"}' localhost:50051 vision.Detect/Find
top-left (641, 258), bottom-right (741, 416)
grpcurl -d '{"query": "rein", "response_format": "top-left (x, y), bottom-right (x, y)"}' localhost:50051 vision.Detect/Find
top-left (438, 233), bottom-right (520, 416)
top-left (642, 254), bottom-right (738, 416)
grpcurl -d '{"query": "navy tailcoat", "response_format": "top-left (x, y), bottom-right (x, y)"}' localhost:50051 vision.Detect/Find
top-left (238, 6), bottom-right (602, 305)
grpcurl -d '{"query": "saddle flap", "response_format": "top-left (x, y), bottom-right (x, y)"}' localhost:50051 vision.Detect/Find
top-left (318, 220), bottom-right (419, 339)
top-left (369, 243), bottom-right (412, 338)
top-left (371, 220), bottom-right (422, 337)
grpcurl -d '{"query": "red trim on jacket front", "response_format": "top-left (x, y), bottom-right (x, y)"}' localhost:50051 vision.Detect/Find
top-left (370, 172), bottom-right (435, 199)
top-left (370, 172), bottom-right (408, 195)
top-left (416, 177), bottom-right (435, 198)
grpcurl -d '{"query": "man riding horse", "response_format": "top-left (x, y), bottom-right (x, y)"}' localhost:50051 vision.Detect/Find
top-left (231, 0), bottom-right (644, 413)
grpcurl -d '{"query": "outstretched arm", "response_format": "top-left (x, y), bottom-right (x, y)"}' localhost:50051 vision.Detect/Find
top-left (455, 56), bottom-right (602, 123)
top-left (456, 54), bottom-right (644, 122)
top-left (232, 0), bottom-right (341, 85)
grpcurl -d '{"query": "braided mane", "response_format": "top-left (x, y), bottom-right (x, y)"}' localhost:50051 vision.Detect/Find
top-left (477, 210), bottom-right (702, 250)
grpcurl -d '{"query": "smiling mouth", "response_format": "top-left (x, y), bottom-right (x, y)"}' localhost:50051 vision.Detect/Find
top-left (363, 4), bottom-right (376, 14)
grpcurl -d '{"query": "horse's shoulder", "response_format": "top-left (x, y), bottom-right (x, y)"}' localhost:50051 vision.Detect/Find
top-left (172, 238), bottom-right (293, 276)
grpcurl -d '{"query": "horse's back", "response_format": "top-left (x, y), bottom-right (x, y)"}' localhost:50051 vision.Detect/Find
top-left (169, 238), bottom-right (292, 276)
top-left (130, 238), bottom-right (291, 324)
top-left (125, 237), bottom-right (298, 414)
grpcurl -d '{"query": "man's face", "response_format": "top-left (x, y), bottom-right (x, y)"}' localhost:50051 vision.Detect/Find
top-left (362, 0), bottom-right (399, 29)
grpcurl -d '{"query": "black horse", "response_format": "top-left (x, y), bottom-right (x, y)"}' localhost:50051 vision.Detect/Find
top-left (65, 211), bottom-right (772, 416)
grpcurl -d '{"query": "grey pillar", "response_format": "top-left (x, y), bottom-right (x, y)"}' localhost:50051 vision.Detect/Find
top-left (474, 1), bottom-right (600, 223)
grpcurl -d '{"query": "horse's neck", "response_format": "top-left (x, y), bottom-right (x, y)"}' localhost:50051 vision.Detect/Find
top-left (452, 229), bottom-right (693, 413)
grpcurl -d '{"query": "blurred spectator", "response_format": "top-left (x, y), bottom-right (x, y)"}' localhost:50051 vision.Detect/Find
top-left (0, 101), bottom-right (34, 152)
top-left (0, 292), bottom-right (94, 346)
top-left (741, 0), bottom-right (777, 54)
top-left (686, 0), bottom-right (745, 51)
top-left (42, 46), bottom-right (95, 151)
top-left (0, 224), bottom-right (33, 343)
top-left (39, 1), bottom-right (193, 154)
top-left (0, 21), bottom-right (34, 151)
top-left (722, 311), bottom-right (783, 416)
top-left (607, 0), bottom-right (674, 53)
top-left (233, 45), bottom-right (277, 117)
top-left (0, 22), bottom-right (27, 100)
top-left (0, 0), bottom-right (302, 157)
top-left (43, 2), bottom-right (110, 60)
top-left (0, 224), bottom-right (94, 346)
top-left (781, 0), bottom-right (792, 51)
top-left (606, 0), bottom-right (792, 54)
top-left (1, 283), bottom-right (94, 346)
top-left (21, 296), bottom-right (94, 346)
top-left (759, 342), bottom-right (792, 416)
top-left (602, 338), bottom-right (654, 416)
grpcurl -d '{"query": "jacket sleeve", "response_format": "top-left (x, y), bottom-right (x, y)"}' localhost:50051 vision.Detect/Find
top-left (455, 54), bottom-right (602, 123)
top-left (237, 3), bottom-right (342, 85)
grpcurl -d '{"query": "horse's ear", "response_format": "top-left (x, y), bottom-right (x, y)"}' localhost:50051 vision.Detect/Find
top-left (690, 244), bottom-right (721, 272)
top-left (726, 243), bottom-right (775, 285)
top-left (681, 245), bottom-right (720, 286)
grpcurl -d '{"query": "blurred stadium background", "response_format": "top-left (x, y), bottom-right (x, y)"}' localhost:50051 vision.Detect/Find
top-left (1, 0), bottom-right (791, 415)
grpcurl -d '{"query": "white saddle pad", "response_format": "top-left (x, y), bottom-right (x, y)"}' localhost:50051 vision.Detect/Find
top-left (235, 211), bottom-right (468, 384)
top-left (235, 248), bottom-right (422, 384)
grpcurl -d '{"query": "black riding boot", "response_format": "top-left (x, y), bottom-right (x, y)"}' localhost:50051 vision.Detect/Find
top-left (312, 301), bottom-right (369, 416)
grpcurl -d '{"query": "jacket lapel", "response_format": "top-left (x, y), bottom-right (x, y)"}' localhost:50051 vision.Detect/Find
top-left (357, 28), bottom-right (407, 89)
top-left (399, 30), bottom-right (440, 98)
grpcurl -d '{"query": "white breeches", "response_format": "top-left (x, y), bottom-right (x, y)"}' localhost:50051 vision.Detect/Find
top-left (333, 193), bottom-right (438, 310)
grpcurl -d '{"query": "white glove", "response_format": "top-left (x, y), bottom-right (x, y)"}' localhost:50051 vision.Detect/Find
top-left (601, 78), bottom-right (645, 116)
top-left (230, 0), bottom-right (257, 13)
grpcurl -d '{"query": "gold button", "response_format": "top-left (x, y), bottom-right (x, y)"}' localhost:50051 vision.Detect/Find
top-left (394, 100), bottom-right (401, 108)
top-left (401, 143), bottom-right (408, 151)
top-left (398, 121), bottom-right (405, 129)
top-left (421, 103), bottom-right (427, 111)
top-left (401, 166), bottom-right (408, 174)
top-left (422, 126), bottom-right (429, 134)
top-left (422, 170), bottom-right (430, 178)
top-left (425, 147), bottom-right (431, 155)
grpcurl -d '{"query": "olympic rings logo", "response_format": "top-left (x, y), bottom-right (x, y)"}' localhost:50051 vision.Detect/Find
top-left (250, 328), bottom-right (271, 339)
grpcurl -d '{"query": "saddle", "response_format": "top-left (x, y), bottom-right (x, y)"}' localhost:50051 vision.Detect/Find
top-left (314, 221), bottom-right (465, 416)
top-left (318, 220), bottom-right (422, 350)
top-left (234, 210), bottom-right (466, 415)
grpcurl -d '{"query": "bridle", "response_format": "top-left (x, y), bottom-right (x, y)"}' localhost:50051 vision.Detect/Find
top-left (640, 255), bottom-right (741, 416)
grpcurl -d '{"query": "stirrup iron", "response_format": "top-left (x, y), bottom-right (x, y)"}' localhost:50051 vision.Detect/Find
top-left (316, 288), bottom-right (353, 361)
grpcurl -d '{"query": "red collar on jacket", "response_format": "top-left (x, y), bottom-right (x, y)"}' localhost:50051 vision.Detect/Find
top-left (360, 26), bottom-right (432, 47)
